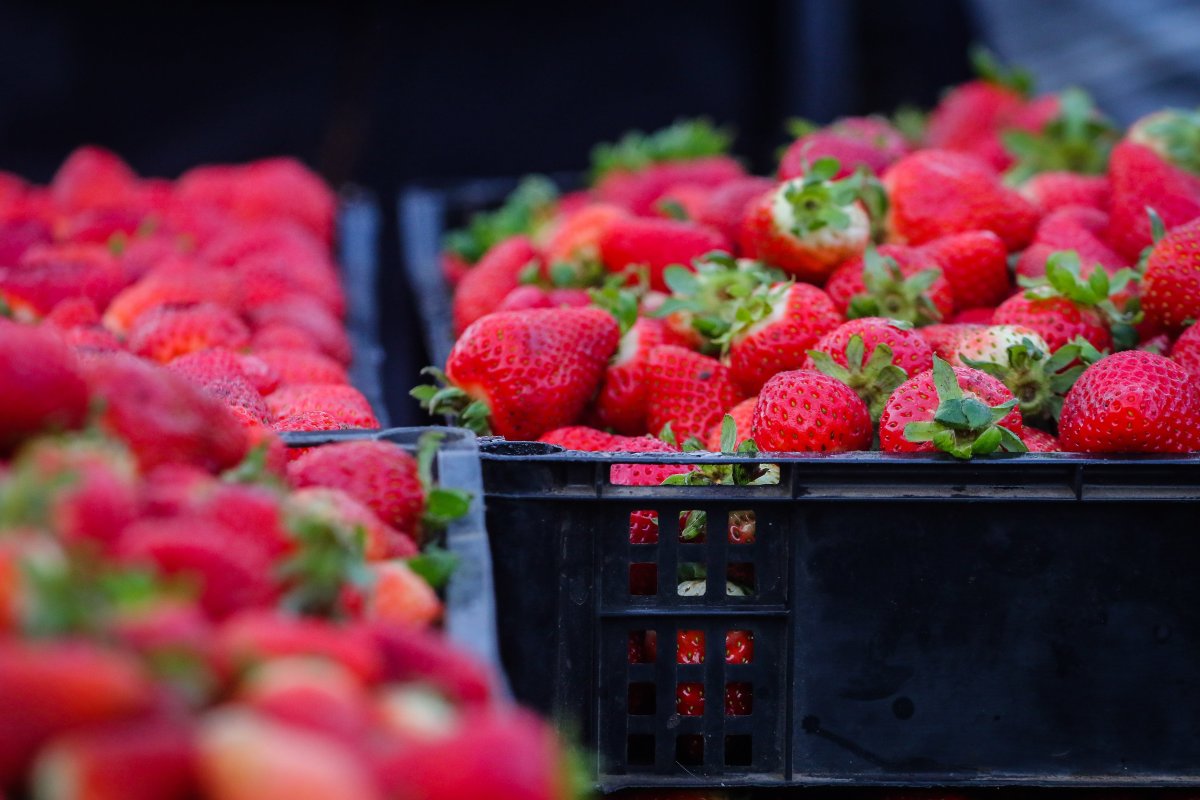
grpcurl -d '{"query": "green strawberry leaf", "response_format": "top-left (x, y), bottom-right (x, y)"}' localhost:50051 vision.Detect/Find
top-left (406, 546), bottom-right (460, 589)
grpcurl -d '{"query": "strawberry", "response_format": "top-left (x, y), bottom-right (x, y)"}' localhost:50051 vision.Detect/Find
top-left (254, 348), bottom-right (348, 387)
top-left (102, 266), bottom-right (239, 336)
top-left (878, 357), bottom-right (1026, 458)
top-left (128, 303), bottom-right (250, 363)
top-left (538, 425), bottom-right (622, 451)
top-left (0, 243), bottom-right (129, 317)
top-left (883, 149), bottom-right (1039, 250)
top-left (82, 352), bottom-right (248, 472)
top-left (367, 622), bottom-right (493, 706)
top-left (249, 297), bottom-right (352, 366)
top-left (274, 412), bottom-right (351, 461)
top-left (237, 657), bottom-right (372, 755)
top-left (0, 639), bottom-right (153, 786)
top-left (598, 216), bottom-right (730, 292)
top-left (215, 612), bottom-right (383, 684)
top-left (779, 116), bottom-right (908, 180)
top-left (196, 709), bottom-right (379, 800)
top-left (1021, 172), bottom-right (1110, 213)
top-left (416, 307), bottom-right (619, 440)
top-left (451, 235), bottom-right (541, 335)
top-left (805, 317), bottom-right (933, 420)
top-left (233, 254), bottom-right (346, 320)
top-left (750, 369), bottom-right (872, 453)
top-left (1059, 350), bottom-right (1200, 452)
top-left (742, 159), bottom-right (871, 283)
top-left (673, 629), bottom-right (754, 716)
top-left (1002, 87), bottom-right (1117, 184)
top-left (542, 202), bottom-right (626, 264)
top-left (444, 175), bottom-right (558, 265)
top-left (951, 308), bottom-right (996, 325)
top-left (593, 317), bottom-right (679, 435)
top-left (1142, 216), bottom-right (1200, 335)
top-left (1015, 206), bottom-right (1126, 281)
top-left (705, 396), bottom-right (758, 451)
top-left (45, 296), bottom-right (100, 329)
top-left (720, 281), bottom-right (843, 394)
top-left (539, 426), bottom-right (686, 486)
top-left (166, 347), bottom-right (274, 395)
top-left (926, 68), bottom-right (1029, 170)
top-left (1109, 108), bottom-right (1200, 257)
top-left (0, 213), bottom-right (53, 266)
top-left (916, 230), bottom-right (1011, 310)
top-left (695, 176), bottom-right (775, 249)
top-left (0, 319), bottom-right (89, 450)
top-left (644, 345), bottom-right (743, 441)
top-left (31, 715), bottom-right (196, 800)
top-left (1170, 322), bottom-right (1200, 381)
top-left (267, 384), bottom-right (379, 429)
top-left (1021, 426), bottom-right (1060, 452)
top-left (825, 246), bottom-right (954, 325)
top-left (166, 366), bottom-right (272, 427)
top-left (493, 285), bottom-right (591, 313)
top-left (284, 487), bottom-right (416, 562)
top-left (350, 560), bottom-right (442, 628)
top-left (50, 146), bottom-right (142, 212)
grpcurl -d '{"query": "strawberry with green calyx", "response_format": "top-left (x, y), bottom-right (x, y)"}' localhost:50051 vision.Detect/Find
top-left (442, 176), bottom-right (558, 265)
top-left (1129, 107), bottom-right (1200, 178)
top-left (883, 356), bottom-right (1027, 459)
top-left (1003, 87), bottom-right (1118, 185)
top-left (826, 246), bottom-right (953, 326)
top-left (806, 329), bottom-right (913, 424)
top-left (589, 118), bottom-right (734, 184)
top-left (663, 414), bottom-right (779, 489)
top-left (705, 396), bottom-right (757, 451)
top-left (751, 370), bottom-right (873, 453)
top-left (742, 157), bottom-right (873, 283)
top-left (958, 327), bottom-right (1102, 427)
top-left (276, 499), bottom-right (372, 617)
top-left (597, 215), bottom-right (731, 292)
top-left (778, 116), bottom-right (910, 180)
top-left (997, 250), bottom-right (1141, 351)
top-left (413, 306), bottom-right (619, 440)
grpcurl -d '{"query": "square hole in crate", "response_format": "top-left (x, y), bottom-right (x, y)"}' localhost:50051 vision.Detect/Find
top-left (629, 563), bottom-right (657, 595)
top-left (726, 630), bottom-right (754, 664)
top-left (628, 630), bottom-right (655, 664)
top-left (627, 734), bottom-right (655, 766)
top-left (727, 563), bottom-right (755, 595)
top-left (727, 510), bottom-right (756, 544)
top-left (676, 734), bottom-right (704, 765)
top-left (676, 629), bottom-right (704, 664)
top-left (628, 682), bottom-right (656, 715)
top-left (725, 682), bottom-right (753, 715)
top-left (725, 734), bottom-right (753, 766)
top-left (677, 562), bottom-right (707, 596)
top-left (677, 509), bottom-right (706, 543)
top-left (629, 510), bottom-right (658, 544)
top-left (676, 682), bottom-right (705, 716)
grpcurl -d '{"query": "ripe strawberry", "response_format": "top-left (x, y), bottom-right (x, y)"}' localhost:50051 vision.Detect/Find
top-left (102, 266), bottom-right (239, 336)
top-left (350, 560), bottom-right (442, 628)
top-left (1142, 216), bottom-right (1200, 335)
top-left (696, 176), bottom-right (775, 249)
top-left (1108, 113), bottom-right (1200, 260)
top-left (284, 487), bottom-right (416, 562)
top-left (196, 709), bottom-right (379, 800)
top-left (215, 612), bottom-right (383, 684)
top-left (724, 281), bottom-right (843, 394)
top-left (1022, 427), bottom-right (1060, 452)
top-left (916, 230), bottom-right (1011, 310)
top-left (493, 285), bottom-right (591, 314)
top-left (274, 411), bottom-right (350, 461)
top-left (31, 715), bottom-right (196, 800)
top-left (779, 116), bottom-right (908, 180)
top-left (0, 213), bottom-right (53, 266)
top-left (538, 426), bottom-right (687, 486)
top-left (598, 216), bottom-right (730, 292)
top-left (367, 622), bottom-right (493, 706)
top-left (951, 308), bottom-right (996, 325)
top-left (918, 323), bottom-right (986, 361)
top-left (128, 303), bottom-right (250, 363)
top-left (451, 235), bottom-right (541, 335)
top-left (673, 629), bottom-right (754, 715)
top-left (82, 352), bottom-right (248, 472)
top-left (1060, 351), bottom-right (1200, 452)
top-left (0, 243), bottom-right (129, 317)
top-left (542, 202), bottom-right (626, 264)
top-left (237, 656), bottom-right (372, 752)
top-left (645, 345), bottom-right (743, 442)
top-left (1021, 171), bottom-right (1110, 213)
top-left (233, 254), bottom-right (346, 320)
top-left (45, 296), bottom-right (100, 329)
top-left (267, 384), bottom-right (379, 429)
top-left (825, 246), bottom-right (954, 325)
top-left (751, 369), bottom-right (872, 453)
top-left (253, 347), bottom-right (348, 387)
top-left (538, 425), bottom-right (622, 451)
top-left (417, 307), bottom-right (619, 440)
top-left (167, 366), bottom-right (272, 427)
top-left (594, 317), bottom-right (678, 435)
top-left (288, 440), bottom-right (423, 540)
top-left (1170, 322), bottom-right (1200, 381)
top-left (50, 145), bottom-right (142, 212)
top-left (926, 75), bottom-right (1028, 170)
top-left (166, 347), bottom-right (272, 394)
top-left (805, 317), bottom-right (933, 420)
top-left (0, 639), bottom-right (153, 786)
top-left (1016, 206), bottom-right (1126, 281)
top-left (0, 319), bottom-right (89, 449)
top-left (878, 357), bottom-right (1026, 458)
top-left (705, 396), bottom-right (758, 451)
top-left (992, 283), bottom-right (1114, 353)
top-left (883, 149), bottom-right (1039, 250)
top-left (742, 159), bottom-right (871, 283)
top-left (250, 297), bottom-right (352, 366)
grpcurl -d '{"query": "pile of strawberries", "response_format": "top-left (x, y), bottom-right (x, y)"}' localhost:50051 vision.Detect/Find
top-left (425, 55), bottom-right (1200, 458)
top-left (0, 153), bottom-right (578, 798)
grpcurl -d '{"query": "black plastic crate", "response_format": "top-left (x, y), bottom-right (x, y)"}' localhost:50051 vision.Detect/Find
top-left (337, 190), bottom-right (389, 426)
top-left (479, 443), bottom-right (1200, 791)
top-left (283, 427), bottom-right (505, 684)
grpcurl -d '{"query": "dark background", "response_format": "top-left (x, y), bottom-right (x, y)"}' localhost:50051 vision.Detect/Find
top-left (0, 0), bottom-right (980, 424)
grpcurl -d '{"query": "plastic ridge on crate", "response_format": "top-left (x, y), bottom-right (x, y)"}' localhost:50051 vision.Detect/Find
top-left (282, 427), bottom-right (506, 695)
top-left (478, 440), bottom-right (1200, 790)
top-left (337, 190), bottom-right (390, 427)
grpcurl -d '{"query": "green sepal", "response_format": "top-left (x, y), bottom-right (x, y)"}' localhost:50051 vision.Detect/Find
top-left (411, 367), bottom-right (493, 435)
top-left (902, 355), bottom-right (1024, 459)
top-left (807, 335), bottom-right (908, 423)
top-left (406, 546), bottom-right (460, 589)
top-left (442, 175), bottom-right (558, 263)
top-left (970, 45), bottom-right (1034, 96)
top-left (848, 248), bottom-right (943, 326)
top-left (589, 118), bottom-right (733, 183)
top-left (1003, 87), bottom-right (1116, 183)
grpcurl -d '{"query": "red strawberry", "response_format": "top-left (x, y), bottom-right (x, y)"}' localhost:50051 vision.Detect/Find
top-left (129, 303), bottom-right (250, 363)
top-left (50, 146), bottom-right (141, 212)
top-left (452, 235), bottom-right (541, 335)
top-left (0, 319), bottom-right (89, 449)
top-left (1021, 171), bottom-right (1110, 213)
top-left (215, 612), bottom-right (382, 684)
top-left (288, 440), bottom-right (423, 540)
top-left (750, 369), bottom-right (872, 453)
top-left (1060, 350), bottom-right (1200, 452)
top-left (593, 317), bottom-right (679, 436)
top-left (538, 425), bottom-right (620, 451)
top-left (653, 181), bottom-right (712, 220)
top-left (1021, 427), bottom-right (1060, 452)
top-left (0, 213), bottom-right (53, 266)
top-left (951, 308), bottom-right (996, 325)
top-left (349, 560), bottom-right (442, 628)
top-left (645, 345), bottom-right (743, 442)
top-left (779, 117), bottom-right (908, 180)
top-left (31, 715), bottom-right (196, 800)
top-left (45, 296), bottom-right (100, 329)
top-left (926, 78), bottom-right (1028, 170)
top-left (285, 487), bottom-right (416, 562)
top-left (598, 216), bottom-right (730, 292)
top-left (725, 281), bottom-right (843, 394)
top-left (418, 307), bottom-right (619, 440)
top-left (595, 156), bottom-right (746, 217)
top-left (916, 230), bottom-right (1011, 310)
top-left (82, 352), bottom-right (248, 472)
top-left (102, 266), bottom-right (239, 336)
top-left (0, 639), bottom-right (153, 786)
top-left (1170, 322), bottom-right (1200, 381)
top-left (250, 297), bottom-right (352, 365)
top-left (234, 254), bottom-right (345, 320)
top-left (166, 347), bottom-right (271, 394)
top-left (267, 384), bottom-right (379, 429)
top-left (0, 243), bottom-right (129, 317)
top-left (825, 246), bottom-right (954, 325)
top-left (742, 162), bottom-right (870, 283)
top-left (878, 357), bottom-right (1025, 457)
top-left (1016, 206), bottom-right (1126, 281)
top-left (167, 366), bottom-right (272, 427)
top-left (542, 202), bottom-right (626, 264)
top-left (918, 323), bottom-right (987, 360)
top-left (705, 396), bottom-right (758, 451)
top-left (493, 285), bottom-right (590, 313)
top-left (237, 657), bottom-right (371, 749)
top-left (538, 426), bottom-right (687, 486)
top-left (673, 629), bottom-right (755, 715)
top-left (992, 291), bottom-right (1111, 352)
top-left (274, 411), bottom-right (350, 461)
top-left (367, 622), bottom-right (494, 706)
top-left (883, 149), bottom-right (1039, 250)
top-left (254, 348), bottom-right (348, 387)
top-left (1142, 216), bottom-right (1200, 335)
top-left (696, 176), bottom-right (775, 249)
